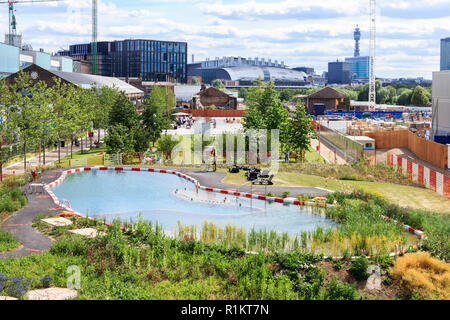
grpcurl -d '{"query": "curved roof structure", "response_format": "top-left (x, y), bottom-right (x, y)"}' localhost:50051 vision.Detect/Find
top-left (220, 66), bottom-right (307, 83)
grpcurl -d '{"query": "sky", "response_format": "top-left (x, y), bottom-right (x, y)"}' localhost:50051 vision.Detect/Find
top-left (1, 0), bottom-right (449, 79)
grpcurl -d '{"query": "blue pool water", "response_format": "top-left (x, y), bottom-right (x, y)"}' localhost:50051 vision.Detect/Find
top-left (51, 170), bottom-right (336, 235)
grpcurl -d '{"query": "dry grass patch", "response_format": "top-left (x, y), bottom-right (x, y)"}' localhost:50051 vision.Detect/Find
top-left (391, 252), bottom-right (450, 300)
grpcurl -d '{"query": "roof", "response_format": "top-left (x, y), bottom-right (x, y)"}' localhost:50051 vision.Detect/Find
top-left (219, 66), bottom-right (307, 83)
top-left (198, 87), bottom-right (235, 98)
top-left (47, 70), bottom-right (143, 95)
top-left (306, 87), bottom-right (348, 99)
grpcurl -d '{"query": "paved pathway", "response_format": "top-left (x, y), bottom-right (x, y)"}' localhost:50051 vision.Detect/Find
top-left (3, 131), bottom-right (104, 178)
top-left (179, 169), bottom-right (330, 198)
top-left (310, 138), bottom-right (348, 165)
top-left (0, 170), bottom-right (64, 259)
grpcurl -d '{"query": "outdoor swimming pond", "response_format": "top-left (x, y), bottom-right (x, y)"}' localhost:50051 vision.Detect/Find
top-left (50, 170), bottom-right (337, 235)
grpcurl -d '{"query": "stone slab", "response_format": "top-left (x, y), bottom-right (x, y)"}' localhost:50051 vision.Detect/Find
top-left (0, 296), bottom-right (18, 300)
top-left (25, 288), bottom-right (78, 300)
top-left (41, 217), bottom-right (73, 227)
top-left (69, 228), bottom-right (99, 238)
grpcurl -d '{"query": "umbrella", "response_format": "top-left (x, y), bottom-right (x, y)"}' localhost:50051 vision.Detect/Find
top-left (173, 112), bottom-right (190, 116)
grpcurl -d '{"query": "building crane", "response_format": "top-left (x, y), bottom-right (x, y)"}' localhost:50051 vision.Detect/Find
top-left (1, 0), bottom-right (98, 75)
top-left (369, 0), bottom-right (376, 111)
top-left (92, 0), bottom-right (97, 75)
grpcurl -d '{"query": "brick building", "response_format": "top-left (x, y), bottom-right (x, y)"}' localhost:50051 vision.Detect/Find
top-left (192, 87), bottom-right (237, 109)
top-left (300, 86), bottom-right (349, 113)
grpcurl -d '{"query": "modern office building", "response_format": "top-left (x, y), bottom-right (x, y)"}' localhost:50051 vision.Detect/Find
top-left (328, 61), bottom-right (352, 84)
top-left (441, 37), bottom-right (450, 71)
top-left (345, 56), bottom-right (370, 80)
top-left (60, 39), bottom-right (188, 83)
top-left (0, 42), bottom-right (74, 76)
top-left (432, 70), bottom-right (450, 144)
top-left (188, 56), bottom-right (308, 87)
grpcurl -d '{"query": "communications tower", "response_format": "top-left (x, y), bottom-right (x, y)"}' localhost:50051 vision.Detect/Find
top-left (354, 25), bottom-right (361, 57)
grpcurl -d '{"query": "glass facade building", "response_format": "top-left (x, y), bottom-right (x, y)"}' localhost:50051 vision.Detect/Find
top-left (328, 61), bottom-right (352, 84)
top-left (345, 56), bottom-right (369, 80)
top-left (441, 37), bottom-right (450, 71)
top-left (67, 39), bottom-right (187, 83)
top-left (0, 43), bottom-right (20, 75)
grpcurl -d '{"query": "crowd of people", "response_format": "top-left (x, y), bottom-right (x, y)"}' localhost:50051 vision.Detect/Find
top-left (174, 116), bottom-right (195, 129)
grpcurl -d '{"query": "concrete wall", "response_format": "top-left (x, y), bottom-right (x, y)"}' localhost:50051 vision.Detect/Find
top-left (432, 71), bottom-right (450, 144)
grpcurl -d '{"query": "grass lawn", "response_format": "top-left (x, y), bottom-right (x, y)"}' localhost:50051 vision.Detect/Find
top-left (344, 180), bottom-right (450, 214)
top-left (222, 170), bottom-right (450, 214)
top-left (222, 170), bottom-right (342, 191)
top-left (57, 145), bottom-right (107, 167)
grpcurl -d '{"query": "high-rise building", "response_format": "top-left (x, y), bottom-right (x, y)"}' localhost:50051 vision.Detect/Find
top-left (354, 25), bottom-right (361, 57)
top-left (61, 39), bottom-right (188, 83)
top-left (328, 61), bottom-right (351, 84)
top-left (441, 37), bottom-right (450, 71)
top-left (345, 56), bottom-right (370, 80)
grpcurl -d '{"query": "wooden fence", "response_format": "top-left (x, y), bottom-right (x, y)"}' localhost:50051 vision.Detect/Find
top-left (365, 130), bottom-right (448, 169)
top-left (183, 109), bottom-right (246, 118)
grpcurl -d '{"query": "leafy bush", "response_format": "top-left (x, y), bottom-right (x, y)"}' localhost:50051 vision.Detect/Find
top-left (349, 256), bottom-right (369, 281)
top-left (50, 234), bottom-right (88, 256)
top-left (40, 275), bottom-right (53, 288)
top-left (0, 231), bottom-right (20, 252)
top-left (325, 276), bottom-right (360, 300)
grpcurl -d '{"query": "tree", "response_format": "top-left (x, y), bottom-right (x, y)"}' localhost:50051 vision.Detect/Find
top-left (6, 71), bottom-right (41, 171)
top-left (104, 124), bottom-right (135, 154)
top-left (410, 85), bottom-right (430, 107)
top-left (238, 88), bottom-right (248, 100)
top-left (212, 79), bottom-right (225, 90)
top-left (397, 89), bottom-right (413, 106)
top-left (92, 85), bottom-right (121, 145)
top-left (288, 104), bottom-right (315, 162)
top-left (0, 80), bottom-right (18, 181)
top-left (243, 81), bottom-right (291, 161)
top-left (32, 80), bottom-right (55, 165)
top-left (191, 77), bottom-right (200, 85)
top-left (142, 86), bottom-right (172, 146)
top-left (108, 93), bottom-right (139, 130)
top-left (157, 134), bottom-right (180, 160)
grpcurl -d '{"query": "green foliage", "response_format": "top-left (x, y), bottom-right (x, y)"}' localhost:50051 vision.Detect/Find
top-left (212, 79), bottom-right (225, 90)
top-left (349, 256), bottom-right (370, 281)
top-left (410, 85), bottom-right (431, 107)
top-left (288, 104), bottom-right (315, 160)
top-left (325, 276), bottom-right (360, 300)
top-left (190, 77), bottom-right (200, 85)
top-left (157, 135), bottom-right (180, 159)
top-left (104, 124), bottom-right (135, 154)
top-left (0, 231), bottom-right (20, 253)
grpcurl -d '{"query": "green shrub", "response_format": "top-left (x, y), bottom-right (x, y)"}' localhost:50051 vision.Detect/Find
top-left (325, 276), bottom-right (360, 300)
top-left (50, 234), bottom-right (88, 256)
top-left (349, 256), bottom-right (369, 281)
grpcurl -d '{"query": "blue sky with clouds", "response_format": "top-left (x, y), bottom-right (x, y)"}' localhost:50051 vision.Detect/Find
top-left (1, 0), bottom-right (449, 78)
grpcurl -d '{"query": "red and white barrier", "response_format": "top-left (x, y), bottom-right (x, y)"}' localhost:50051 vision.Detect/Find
top-left (386, 153), bottom-right (450, 198)
top-left (44, 166), bottom-right (427, 240)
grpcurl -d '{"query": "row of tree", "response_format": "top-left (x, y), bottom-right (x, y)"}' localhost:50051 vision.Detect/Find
top-left (239, 81), bottom-right (432, 107)
top-left (0, 71), bottom-right (175, 180)
top-left (243, 80), bottom-right (315, 162)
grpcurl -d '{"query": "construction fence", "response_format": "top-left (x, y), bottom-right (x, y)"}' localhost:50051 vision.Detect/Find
top-left (364, 130), bottom-right (448, 170)
top-left (319, 124), bottom-right (365, 163)
top-left (385, 152), bottom-right (450, 199)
